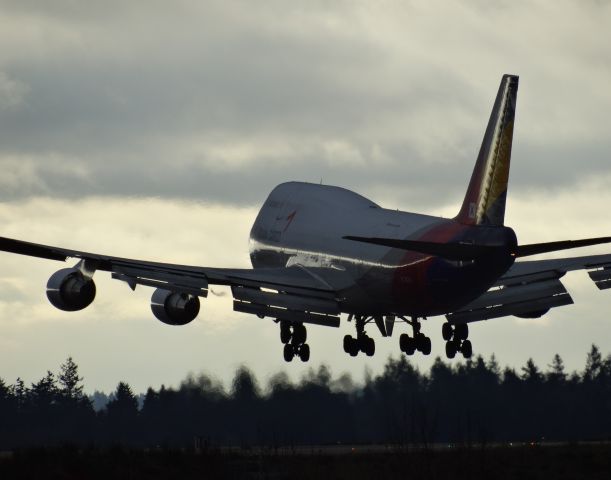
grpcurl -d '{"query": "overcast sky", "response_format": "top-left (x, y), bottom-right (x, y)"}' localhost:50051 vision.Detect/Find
top-left (1, 0), bottom-right (611, 393)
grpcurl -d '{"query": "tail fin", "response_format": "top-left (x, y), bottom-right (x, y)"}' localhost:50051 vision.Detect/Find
top-left (455, 74), bottom-right (519, 226)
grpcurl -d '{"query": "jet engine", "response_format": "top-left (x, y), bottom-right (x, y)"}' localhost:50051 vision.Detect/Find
top-left (46, 268), bottom-right (96, 311)
top-left (150, 288), bottom-right (200, 326)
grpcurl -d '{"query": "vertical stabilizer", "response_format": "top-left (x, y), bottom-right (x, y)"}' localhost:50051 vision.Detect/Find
top-left (455, 74), bottom-right (519, 226)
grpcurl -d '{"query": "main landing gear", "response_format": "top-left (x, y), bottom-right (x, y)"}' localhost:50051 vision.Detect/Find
top-left (398, 317), bottom-right (432, 356)
top-left (342, 315), bottom-right (432, 358)
top-left (442, 322), bottom-right (472, 359)
top-left (343, 315), bottom-right (375, 357)
top-left (280, 321), bottom-right (310, 362)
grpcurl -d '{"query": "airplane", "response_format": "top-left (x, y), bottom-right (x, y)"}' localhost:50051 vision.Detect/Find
top-left (2, 73), bottom-right (611, 363)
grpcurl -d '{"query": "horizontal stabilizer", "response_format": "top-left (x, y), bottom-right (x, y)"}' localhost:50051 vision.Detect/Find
top-left (514, 237), bottom-right (611, 257)
top-left (343, 235), bottom-right (611, 261)
top-left (343, 236), bottom-right (501, 260)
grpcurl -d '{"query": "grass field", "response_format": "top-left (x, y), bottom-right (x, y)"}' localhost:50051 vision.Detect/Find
top-left (1, 443), bottom-right (610, 479)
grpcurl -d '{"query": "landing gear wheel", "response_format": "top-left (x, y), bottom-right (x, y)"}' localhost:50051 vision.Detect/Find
top-left (283, 343), bottom-right (294, 362)
top-left (299, 343), bottom-right (310, 362)
top-left (280, 321), bottom-right (291, 344)
top-left (461, 339), bottom-right (473, 358)
top-left (358, 335), bottom-right (371, 353)
top-left (416, 334), bottom-right (427, 352)
top-left (292, 323), bottom-right (307, 345)
top-left (399, 334), bottom-right (416, 356)
top-left (455, 323), bottom-right (468, 341)
top-left (420, 336), bottom-right (432, 355)
top-left (442, 322), bottom-right (453, 341)
top-left (343, 334), bottom-right (352, 353)
top-left (445, 341), bottom-right (457, 359)
top-left (364, 337), bottom-right (375, 357)
top-left (343, 335), bottom-right (359, 357)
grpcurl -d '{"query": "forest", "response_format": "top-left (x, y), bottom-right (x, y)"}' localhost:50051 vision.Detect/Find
top-left (1, 346), bottom-right (610, 449)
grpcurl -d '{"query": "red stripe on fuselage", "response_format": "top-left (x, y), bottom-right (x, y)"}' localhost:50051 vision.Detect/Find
top-left (391, 220), bottom-right (470, 316)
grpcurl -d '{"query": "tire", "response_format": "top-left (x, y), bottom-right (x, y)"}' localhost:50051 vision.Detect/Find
top-left (299, 343), bottom-right (310, 362)
top-left (348, 337), bottom-right (359, 357)
top-left (365, 337), bottom-right (375, 357)
top-left (343, 334), bottom-right (353, 353)
top-left (280, 321), bottom-right (292, 344)
top-left (455, 323), bottom-right (468, 341)
top-left (283, 343), bottom-right (294, 362)
top-left (445, 341), bottom-right (457, 359)
top-left (442, 322), bottom-right (453, 341)
top-left (293, 324), bottom-right (307, 345)
top-left (461, 339), bottom-right (473, 358)
top-left (358, 335), bottom-right (369, 353)
top-left (416, 333), bottom-right (426, 352)
top-left (421, 336), bottom-right (432, 355)
top-left (401, 334), bottom-right (416, 355)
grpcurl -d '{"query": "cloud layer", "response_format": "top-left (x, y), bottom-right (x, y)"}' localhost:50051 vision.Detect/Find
top-left (1, 1), bottom-right (610, 209)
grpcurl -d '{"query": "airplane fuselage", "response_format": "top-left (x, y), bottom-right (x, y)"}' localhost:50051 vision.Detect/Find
top-left (249, 182), bottom-right (517, 317)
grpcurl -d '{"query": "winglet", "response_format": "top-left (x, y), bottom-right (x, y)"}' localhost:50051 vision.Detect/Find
top-left (455, 74), bottom-right (519, 226)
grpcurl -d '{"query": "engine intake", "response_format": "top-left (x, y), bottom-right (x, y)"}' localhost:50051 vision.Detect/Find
top-left (46, 268), bottom-right (96, 312)
top-left (151, 288), bottom-right (200, 326)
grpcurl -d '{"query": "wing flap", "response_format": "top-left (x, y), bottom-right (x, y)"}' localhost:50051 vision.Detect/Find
top-left (232, 286), bottom-right (340, 315)
top-left (447, 279), bottom-right (573, 323)
top-left (111, 272), bottom-right (208, 297)
top-left (588, 268), bottom-right (611, 290)
top-left (233, 301), bottom-right (340, 327)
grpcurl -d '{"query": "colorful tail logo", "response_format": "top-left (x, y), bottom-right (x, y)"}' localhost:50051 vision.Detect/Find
top-left (456, 74), bottom-right (519, 226)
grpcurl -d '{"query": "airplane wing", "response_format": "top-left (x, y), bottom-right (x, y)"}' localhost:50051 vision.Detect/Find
top-left (446, 253), bottom-right (611, 323)
top-left (0, 236), bottom-right (350, 328)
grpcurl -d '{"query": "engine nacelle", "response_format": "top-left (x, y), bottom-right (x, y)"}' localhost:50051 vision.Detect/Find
top-left (514, 309), bottom-right (549, 319)
top-left (46, 268), bottom-right (96, 312)
top-left (151, 288), bottom-right (200, 326)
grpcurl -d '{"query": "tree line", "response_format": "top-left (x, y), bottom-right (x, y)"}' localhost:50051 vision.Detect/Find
top-left (1, 346), bottom-right (610, 448)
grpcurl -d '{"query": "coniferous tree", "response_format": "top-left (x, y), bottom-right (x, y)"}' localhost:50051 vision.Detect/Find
top-left (58, 357), bottom-right (84, 401)
top-left (584, 344), bottom-right (603, 382)
top-left (29, 371), bottom-right (57, 411)
top-left (547, 353), bottom-right (567, 383)
top-left (521, 358), bottom-right (543, 383)
top-left (0, 379), bottom-right (16, 448)
top-left (54, 358), bottom-right (95, 443)
top-left (105, 381), bottom-right (139, 444)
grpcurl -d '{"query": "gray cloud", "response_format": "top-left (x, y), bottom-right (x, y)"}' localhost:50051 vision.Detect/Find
top-left (0, 1), bottom-right (608, 210)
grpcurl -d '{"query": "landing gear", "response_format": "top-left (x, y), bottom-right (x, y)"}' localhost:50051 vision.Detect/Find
top-left (283, 343), bottom-right (294, 362)
top-left (442, 322), bottom-right (472, 359)
top-left (280, 321), bottom-right (310, 362)
top-left (280, 322), bottom-right (291, 344)
top-left (343, 315), bottom-right (376, 357)
top-left (398, 317), bottom-right (431, 356)
top-left (298, 343), bottom-right (310, 362)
